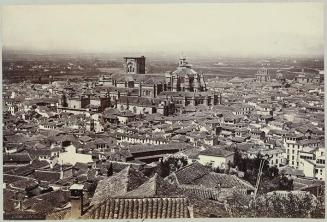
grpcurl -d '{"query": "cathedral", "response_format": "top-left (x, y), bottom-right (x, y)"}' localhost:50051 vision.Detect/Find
top-left (165, 57), bottom-right (207, 92)
top-left (59, 56), bottom-right (220, 116)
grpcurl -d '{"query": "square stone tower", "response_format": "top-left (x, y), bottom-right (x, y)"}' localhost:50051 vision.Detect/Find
top-left (124, 56), bottom-right (146, 74)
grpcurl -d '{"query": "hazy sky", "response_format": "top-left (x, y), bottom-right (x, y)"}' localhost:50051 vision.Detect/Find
top-left (2, 3), bottom-right (324, 57)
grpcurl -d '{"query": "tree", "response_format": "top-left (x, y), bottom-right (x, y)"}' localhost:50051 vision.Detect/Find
top-left (158, 153), bottom-right (188, 177)
top-left (226, 191), bottom-right (323, 218)
top-left (267, 166), bottom-right (279, 178)
top-left (278, 175), bottom-right (293, 190)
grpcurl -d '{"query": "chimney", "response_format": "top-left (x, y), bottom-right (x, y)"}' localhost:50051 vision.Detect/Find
top-left (69, 184), bottom-right (84, 218)
top-left (60, 164), bottom-right (64, 180)
top-left (187, 205), bottom-right (195, 218)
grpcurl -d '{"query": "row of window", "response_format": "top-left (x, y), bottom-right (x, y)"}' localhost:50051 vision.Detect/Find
top-left (317, 159), bottom-right (325, 165)
top-left (120, 105), bottom-right (148, 113)
top-left (290, 161), bottom-right (299, 167)
top-left (300, 155), bottom-right (313, 160)
top-left (315, 168), bottom-right (324, 175)
top-left (287, 143), bottom-right (299, 148)
top-left (286, 149), bottom-right (296, 154)
top-left (127, 66), bottom-right (135, 73)
top-left (142, 90), bottom-right (152, 96)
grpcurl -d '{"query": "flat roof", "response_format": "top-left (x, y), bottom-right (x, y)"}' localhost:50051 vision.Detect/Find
top-left (70, 184), bottom-right (84, 190)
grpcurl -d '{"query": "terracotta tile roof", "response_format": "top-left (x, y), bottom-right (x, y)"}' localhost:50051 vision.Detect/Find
top-left (199, 148), bottom-right (234, 158)
top-left (4, 174), bottom-right (30, 184)
top-left (83, 197), bottom-right (191, 219)
top-left (46, 207), bottom-right (71, 220)
top-left (194, 173), bottom-right (255, 190)
top-left (9, 177), bottom-right (38, 191)
top-left (32, 170), bottom-right (61, 183)
top-left (9, 165), bottom-right (35, 177)
top-left (173, 161), bottom-right (211, 185)
top-left (171, 162), bottom-right (254, 191)
top-left (124, 173), bottom-right (183, 198)
top-left (23, 190), bottom-right (71, 214)
top-left (179, 184), bottom-right (221, 201)
top-left (78, 135), bottom-right (93, 143)
top-left (90, 166), bottom-right (148, 206)
top-left (30, 159), bottom-right (50, 169)
top-left (127, 143), bottom-right (183, 154)
top-left (3, 153), bottom-right (32, 164)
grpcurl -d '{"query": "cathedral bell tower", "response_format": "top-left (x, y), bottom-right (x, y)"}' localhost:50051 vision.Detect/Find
top-left (124, 56), bottom-right (146, 74)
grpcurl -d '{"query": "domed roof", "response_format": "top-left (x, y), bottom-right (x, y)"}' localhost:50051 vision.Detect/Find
top-left (172, 66), bottom-right (197, 76)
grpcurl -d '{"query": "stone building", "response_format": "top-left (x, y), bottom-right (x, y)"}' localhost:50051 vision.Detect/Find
top-left (96, 56), bottom-right (219, 116)
top-left (58, 94), bottom-right (111, 114)
top-left (124, 56), bottom-right (146, 74)
top-left (255, 67), bottom-right (271, 82)
top-left (165, 57), bottom-right (206, 92)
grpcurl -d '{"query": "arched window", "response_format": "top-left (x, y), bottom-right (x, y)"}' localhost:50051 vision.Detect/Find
top-left (133, 106), bottom-right (137, 113)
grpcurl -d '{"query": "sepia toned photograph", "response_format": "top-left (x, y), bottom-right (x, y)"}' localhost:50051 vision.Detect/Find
top-left (1, 1), bottom-right (325, 220)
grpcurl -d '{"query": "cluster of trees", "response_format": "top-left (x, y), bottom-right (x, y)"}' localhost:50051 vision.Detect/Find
top-left (227, 191), bottom-right (325, 218)
top-left (157, 153), bottom-right (188, 177)
top-left (233, 149), bottom-right (293, 193)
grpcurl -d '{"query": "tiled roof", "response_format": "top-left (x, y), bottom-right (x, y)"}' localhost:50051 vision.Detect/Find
top-left (193, 173), bottom-right (255, 190)
top-left (78, 135), bottom-right (93, 142)
top-left (3, 153), bottom-right (32, 164)
top-left (171, 162), bottom-right (254, 190)
top-left (4, 174), bottom-right (30, 184)
top-left (180, 184), bottom-right (221, 201)
top-left (9, 177), bottom-right (38, 191)
top-left (32, 170), bottom-right (61, 183)
top-left (30, 159), bottom-right (50, 169)
top-left (173, 161), bottom-right (210, 185)
top-left (90, 166), bottom-right (148, 206)
top-left (124, 173), bottom-right (183, 198)
top-left (199, 148), bottom-right (234, 157)
top-left (46, 208), bottom-right (71, 220)
top-left (23, 190), bottom-right (71, 214)
top-left (83, 197), bottom-right (191, 219)
top-left (127, 143), bottom-right (183, 154)
top-left (8, 165), bottom-right (35, 176)
top-left (280, 166), bottom-right (305, 177)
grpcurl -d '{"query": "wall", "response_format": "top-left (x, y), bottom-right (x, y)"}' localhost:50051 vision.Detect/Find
top-left (198, 154), bottom-right (234, 169)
